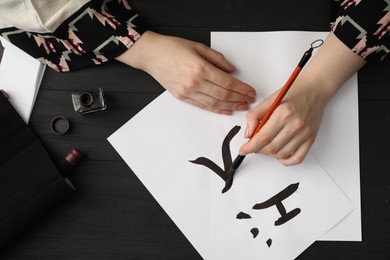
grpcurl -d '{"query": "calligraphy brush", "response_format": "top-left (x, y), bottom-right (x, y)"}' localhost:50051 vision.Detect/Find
top-left (222, 39), bottom-right (324, 193)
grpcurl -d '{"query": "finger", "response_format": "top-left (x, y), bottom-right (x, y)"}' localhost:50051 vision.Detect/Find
top-left (182, 97), bottom-right (233, 115)
top-left (257, 116), bottom-right (307, 158)
top-left (278, 139), bottom-right (313, 166)
top-left (203, 62), bottom-right (257, 97)
top-left (271, 128), bottom-right (312, 160)
top-left (196, 44), bottom-right (236, 73)
top-left (239, 112), bottom-right (284, 155)
top-left (188, 90), bottom-right (250, 112)
top-left (244, 97), bottom-right (275, 138)
top-left (196, 79), bottom-right (256, 104)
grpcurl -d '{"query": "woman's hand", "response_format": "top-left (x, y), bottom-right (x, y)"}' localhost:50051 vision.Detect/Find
top-left (239, 32), bottom-right (366, 165)
top-left (239, 77), bottom-right (328, 166)
top-left (116, 31), bottom-right (257, 115)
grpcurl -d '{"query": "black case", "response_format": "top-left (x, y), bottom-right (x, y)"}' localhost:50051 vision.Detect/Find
top-left (0, 92), bottom-right (73, 250)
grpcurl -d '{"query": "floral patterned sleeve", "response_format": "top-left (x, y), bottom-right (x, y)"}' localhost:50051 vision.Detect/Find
top-left (331, 0), bottom-right (390, 61)
top-left (0, 0), bottom-right (147, 72)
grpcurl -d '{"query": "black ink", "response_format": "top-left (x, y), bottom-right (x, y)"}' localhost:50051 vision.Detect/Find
top-left (266, 238), bottom-right (272, 247)
top-left (236, 212), bottom-right (252, 219)
top-left (250, 228), bottom-right (259, 238)
top-left (252, 183), bottom-right (301, 226)
top-left (189, 125), bottom-right (241, 190)
top-left (189, 157), bottom-right (227, 181)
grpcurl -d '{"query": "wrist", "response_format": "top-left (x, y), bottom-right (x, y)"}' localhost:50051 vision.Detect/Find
top-left (287, 70), bottom-right (337, 109)
top-left (293, 32), bottom-right (365, 104)
top-left (115, 30), bottom-right (159, 70)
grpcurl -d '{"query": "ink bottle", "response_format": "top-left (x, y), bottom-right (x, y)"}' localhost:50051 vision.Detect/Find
top-left (71, 88), bottom-right (106, 114)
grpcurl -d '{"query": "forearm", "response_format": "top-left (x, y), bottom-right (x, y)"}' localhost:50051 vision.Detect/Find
top-left (115, 30), bottom-right (160, 71)
top-left (331, 0), bottom-right (389, 62)
top-left (296, 32), bottom-right (366, 105)
top-left (240, 32), bottom-right (366, 165)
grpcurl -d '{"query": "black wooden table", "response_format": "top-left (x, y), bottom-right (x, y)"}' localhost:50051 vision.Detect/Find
top-left (2, 1), bottom-right (390, 259)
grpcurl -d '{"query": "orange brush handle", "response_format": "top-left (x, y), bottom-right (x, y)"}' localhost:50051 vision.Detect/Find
top-left (250, 66), bottom-right (302, 139)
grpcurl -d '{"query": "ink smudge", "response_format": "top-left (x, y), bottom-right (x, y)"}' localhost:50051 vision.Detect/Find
top-left (250, 228), bottom-right (259, 238)
top-left (236, 211), bottom-right (252, 219)
top-left (266, 238), bottom-right (272, 247)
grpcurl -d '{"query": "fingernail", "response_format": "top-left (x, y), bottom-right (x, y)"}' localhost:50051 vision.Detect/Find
top-left (239, 149), bottom-right (247, 156)
top-left (244, 125), bottom-right (250, 138)
top-left (226, 59), bottom-right (236, 69)
top-left (238, 104), bottom-right (248, 111)
top-left (221, 110), bottom-right (232, 115)
top-left (248, 91), bottom-right (257, 97)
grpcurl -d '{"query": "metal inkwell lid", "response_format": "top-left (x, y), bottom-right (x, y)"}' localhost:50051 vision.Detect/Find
top-left (50, 116), bottom-right (70, 135)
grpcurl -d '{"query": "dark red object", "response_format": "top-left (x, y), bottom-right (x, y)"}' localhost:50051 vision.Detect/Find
top-left (57, 148), bottom-right (82, 177)
top-left (64, 148), bottom-right (82, 166)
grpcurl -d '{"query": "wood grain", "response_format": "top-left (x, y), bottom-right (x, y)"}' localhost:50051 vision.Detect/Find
top-left (1, 1), bottom-right (389, 259)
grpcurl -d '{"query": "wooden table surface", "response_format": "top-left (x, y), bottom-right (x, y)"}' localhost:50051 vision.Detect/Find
top-left (2, 1), bottom-right (390, 259)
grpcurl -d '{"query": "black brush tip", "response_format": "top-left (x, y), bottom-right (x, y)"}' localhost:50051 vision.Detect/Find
top-left (222, 167), bottom-right (236, 193)
top-left (221, 154), bottom-right (246, 193)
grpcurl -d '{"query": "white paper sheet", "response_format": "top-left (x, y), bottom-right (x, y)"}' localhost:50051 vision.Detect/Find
top-left (210, 31), bottom-right (361, 241)
top-left (0, 37), bottom-right (45, 123)
top-left (108, 31), bottom-right (359, 260)
top-left (108, 91), bottom-right (353, 260)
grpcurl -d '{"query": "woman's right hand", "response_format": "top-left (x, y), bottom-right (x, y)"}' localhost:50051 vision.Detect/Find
top-left (239, 76), bottom-right (328, 166)
top-left (239, 32), bottom-right (366, 165)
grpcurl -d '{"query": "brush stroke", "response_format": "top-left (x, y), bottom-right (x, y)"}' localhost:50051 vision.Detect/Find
top-left (189, 125), bottom-right (241, 185)
top-left (253, 183), bottom-right (301, 226)
top-left (236, 211), bottom-right (252, 219)
top-left (250, 228), bottom-right (259, 238)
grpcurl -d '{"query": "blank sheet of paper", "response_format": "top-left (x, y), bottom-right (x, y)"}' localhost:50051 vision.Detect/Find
top-left (0, 37), bottom-right (45, 123)
top-left (108, 30), bottom-right (357, 260)
top-left (211, 31), bottom-right (361, 241)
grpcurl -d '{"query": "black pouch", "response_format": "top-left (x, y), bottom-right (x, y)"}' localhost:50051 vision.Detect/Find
top-left (0, 92), bottom-right (73, 250)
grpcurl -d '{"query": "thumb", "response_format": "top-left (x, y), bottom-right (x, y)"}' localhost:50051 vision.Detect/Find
top-left (239, 95), bottom-right (275, 155)
top-left (244, 97), bottom-right (273, 139)
top-left (239, 101), bottom-right (268, 155)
